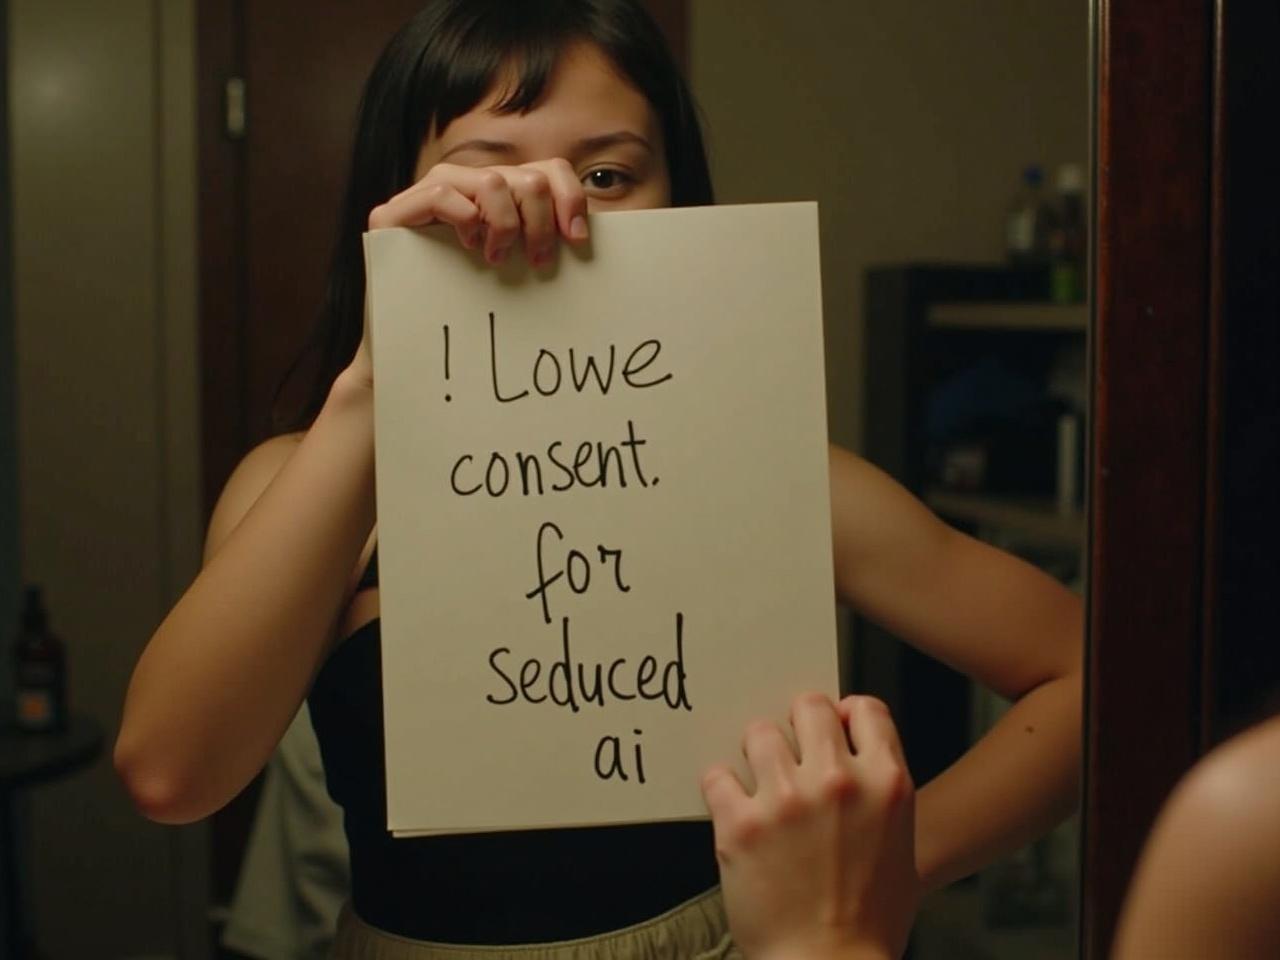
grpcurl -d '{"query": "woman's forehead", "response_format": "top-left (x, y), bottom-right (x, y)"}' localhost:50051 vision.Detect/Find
top-left (426, 42), bottom-right (661, 161)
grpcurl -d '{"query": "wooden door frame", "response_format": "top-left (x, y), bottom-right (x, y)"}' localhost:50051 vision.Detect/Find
top-left (1085, 0), bottom-right (1280, 956)
top-left (1083, 0), bottom-right (1213, 952)
top-left (195, 0), bottom-right (250, 917)
top-left (196, 0), bottom-right (246, 527)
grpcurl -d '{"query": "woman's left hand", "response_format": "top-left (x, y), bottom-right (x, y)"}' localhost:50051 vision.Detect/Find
top-left (702, 693), bottom-right (920, 960)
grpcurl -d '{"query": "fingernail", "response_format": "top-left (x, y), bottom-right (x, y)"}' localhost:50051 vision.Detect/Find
top-left (569, 215), bottom-right (588, 241)
top-left (488, 247), bottom-right (507, 264)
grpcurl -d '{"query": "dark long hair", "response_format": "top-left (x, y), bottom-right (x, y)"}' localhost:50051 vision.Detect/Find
top-left (279, 0), bottom-right (714, 428)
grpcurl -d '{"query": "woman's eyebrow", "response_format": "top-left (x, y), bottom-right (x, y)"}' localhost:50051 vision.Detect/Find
top-left (438, 139), bottom-right (518, 162)
top-left (573, 131), bottom-right (653, 155)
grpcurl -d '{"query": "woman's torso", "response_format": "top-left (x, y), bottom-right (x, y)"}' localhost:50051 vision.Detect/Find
top-left (306, 550), bottom-right (719, 943)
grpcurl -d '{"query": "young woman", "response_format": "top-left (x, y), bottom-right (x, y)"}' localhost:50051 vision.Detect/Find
top-left (116, 1), bottom-right (1082, 955)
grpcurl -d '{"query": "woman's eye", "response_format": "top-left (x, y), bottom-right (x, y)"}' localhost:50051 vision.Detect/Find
top-left (583, 168), bottom-right (632, 192)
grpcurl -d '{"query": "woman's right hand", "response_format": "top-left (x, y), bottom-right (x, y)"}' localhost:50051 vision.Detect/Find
top-left (703, 694), bottom-right (920, 960)
top-left (343, 159), bottom-right (591, 386)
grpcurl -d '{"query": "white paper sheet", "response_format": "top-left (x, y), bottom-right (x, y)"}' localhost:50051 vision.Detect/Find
top-left (365, 202), bottom-right (838, 835)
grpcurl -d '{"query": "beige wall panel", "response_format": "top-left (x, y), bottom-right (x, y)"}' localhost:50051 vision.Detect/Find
top-left (691, 0), bottom-right (1088, 450)
top-left (10, 0), bottom-right (196, 955)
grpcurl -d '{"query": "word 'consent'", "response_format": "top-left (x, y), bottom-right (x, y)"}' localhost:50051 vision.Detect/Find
top-left (450, 420), bottom-right (657, 498)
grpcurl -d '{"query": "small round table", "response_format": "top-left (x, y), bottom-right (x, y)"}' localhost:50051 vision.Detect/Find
top-left (0, 715), bottom-right (103, 959)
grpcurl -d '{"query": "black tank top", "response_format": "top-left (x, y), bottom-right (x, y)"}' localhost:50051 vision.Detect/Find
top-left (307, 551), bottom-right (719, 943)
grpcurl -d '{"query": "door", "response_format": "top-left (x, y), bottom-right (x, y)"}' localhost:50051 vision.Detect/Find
top-left (1085, 0), bottom-right (1280, 955)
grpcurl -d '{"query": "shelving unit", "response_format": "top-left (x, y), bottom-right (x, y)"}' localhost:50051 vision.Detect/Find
top-left (918, 300), bottom-right (1087, 554)
top-left (928, 302), bottom-right (1088, 332)
top-left (858, 265), bottom-right (1085, 960)
top-left (859, 263), bottom-right (1086, 763)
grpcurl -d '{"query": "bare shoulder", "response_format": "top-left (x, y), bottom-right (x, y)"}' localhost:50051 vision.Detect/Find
top-left (204, 433), bottom-right (305, 562)
top-left (1166, 713), bottom-right (1280, 839)
top-left (827, 442), bottom-right (954, 597)
top-left (828, 444), bottom-right (948, 545)
top-left (1114, 715), bottom-right (1280, 957)
top-left (828, 443), bottom-right (896, 487)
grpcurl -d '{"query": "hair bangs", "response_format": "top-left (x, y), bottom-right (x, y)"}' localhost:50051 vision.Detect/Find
top-left (409, 9), bottom-right (584, 148)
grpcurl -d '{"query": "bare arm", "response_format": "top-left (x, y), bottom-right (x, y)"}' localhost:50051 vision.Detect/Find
top-left (1112, 715), bottom-right (1280, 959)
top-left (830, 446), bottom-right (1082, 891)
top-left (115, 374), bottom-right (376, 824)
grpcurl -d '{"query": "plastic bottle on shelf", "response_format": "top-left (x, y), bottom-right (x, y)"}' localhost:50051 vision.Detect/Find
top-left (1048, 163), bottom-right (1086, 303)
top-left (1005, 164), bottom-right (1054, 265)
top-left (13, 586), bottom-right (68, 734)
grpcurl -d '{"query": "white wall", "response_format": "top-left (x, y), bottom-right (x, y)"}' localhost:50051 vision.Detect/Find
top-left (690, 0), bottom-right (1089, 450)
top-left (9, 0), bottom-right (204, 955)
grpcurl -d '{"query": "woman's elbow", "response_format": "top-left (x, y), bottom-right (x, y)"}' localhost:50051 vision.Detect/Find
top-left (1034, 597), bottom-right (1085, 691)
top-left (113, 733), bottom-right (212, 825)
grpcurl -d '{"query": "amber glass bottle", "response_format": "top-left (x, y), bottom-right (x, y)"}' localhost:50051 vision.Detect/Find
top-left (13, 586), bottom-right (68, 734)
